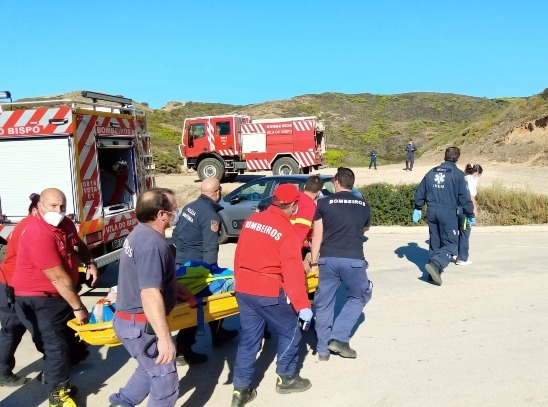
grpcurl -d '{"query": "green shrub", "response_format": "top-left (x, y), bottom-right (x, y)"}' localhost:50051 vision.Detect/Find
top-left (360, 183), bottom-right (420, 226)
top-left (478, 185), bottom-right (548, 225)
top-left (325, 149), bottom-right (346, 167)
top-left (153, 152), bottom-right (180, 174)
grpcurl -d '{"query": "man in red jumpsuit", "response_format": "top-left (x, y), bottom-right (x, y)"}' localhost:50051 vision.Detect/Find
top-left (231, 184), bottom-right (313, 407)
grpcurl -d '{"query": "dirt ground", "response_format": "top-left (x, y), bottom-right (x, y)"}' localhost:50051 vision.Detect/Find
top-left (156, 162), bottom-right (548, 207)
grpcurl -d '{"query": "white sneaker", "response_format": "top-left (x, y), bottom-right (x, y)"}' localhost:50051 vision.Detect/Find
top-left (455, 260), bottom-right (472, 266)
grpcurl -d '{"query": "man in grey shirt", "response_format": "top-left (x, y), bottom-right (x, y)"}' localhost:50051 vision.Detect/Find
top-left (110, 188), bottom-right (194, 407)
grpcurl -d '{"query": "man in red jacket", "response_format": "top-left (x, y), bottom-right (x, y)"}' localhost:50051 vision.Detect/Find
top-left (290, 175), bottom-right (324, 272)
top-left (231, 184), bottom-right (313, 407)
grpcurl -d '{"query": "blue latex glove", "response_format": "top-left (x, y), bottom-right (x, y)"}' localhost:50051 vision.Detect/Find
top-left (467, 217), bottom-right (475, 226)
top-left (298, 308), bottom-right (313, 322)
top-left (412, 209), bottom-right (422, 223)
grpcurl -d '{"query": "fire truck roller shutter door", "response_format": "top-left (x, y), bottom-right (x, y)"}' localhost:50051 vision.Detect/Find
top-left (273, 157), bottom-right (299, 175)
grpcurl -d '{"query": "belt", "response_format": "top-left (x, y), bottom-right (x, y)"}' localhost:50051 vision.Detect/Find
top-left (115, 310), bottom-right (147, 323)
top-left (15, 290), bottom-right (61, 298)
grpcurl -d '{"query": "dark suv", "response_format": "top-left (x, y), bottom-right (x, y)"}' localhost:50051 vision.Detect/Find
top-left (218, 174), bottom-right (362, 243)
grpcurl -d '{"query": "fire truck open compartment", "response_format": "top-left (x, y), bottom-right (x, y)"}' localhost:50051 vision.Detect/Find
top-left (96, 138), bottom-right (137, 215)
top-left (0, 137), bottom-right (77, 223)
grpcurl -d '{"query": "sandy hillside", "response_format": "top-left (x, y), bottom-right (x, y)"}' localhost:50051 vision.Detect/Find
top-left (156, 162), bottom-right (548, 207)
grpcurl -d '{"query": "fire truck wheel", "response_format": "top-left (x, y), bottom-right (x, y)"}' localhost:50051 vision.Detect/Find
top-left (273, 157), bottom-right (299, 175)
top-left (218, 222), bottom-right (229, 245)
top-left (197, 158), bottom-right (224, 181)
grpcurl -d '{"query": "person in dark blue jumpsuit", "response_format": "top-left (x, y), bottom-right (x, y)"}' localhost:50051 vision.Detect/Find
top-left (413, 146), bottom-right (475, 285)
top-left (172, 177), bottom-right (237, 366)
top-left (310, 167), bottom-right (373, 360)
top-left (405, 141), bottom-right (417, 171)
top-left (369, 149), bottom-right (377, 170)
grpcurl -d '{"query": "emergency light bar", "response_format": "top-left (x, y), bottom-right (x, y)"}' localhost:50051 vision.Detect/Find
top-left (0, 91), bottom-right (12, 102)
top-left (81, 91), bottom-right (132, 106)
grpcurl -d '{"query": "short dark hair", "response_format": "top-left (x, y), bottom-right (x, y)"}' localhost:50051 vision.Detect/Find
top-left (275, 202), bottom-right (292, 210)
top-left (334, 167), bottom-right (355, 189)
top-left (444, 147), bottom-right (460, 162)
top-left (136, 188), bottom-right (175, 223)
top-left (304, 175), bottom-right (324, 193)
top-left (465, 164), bottom-right (483, 175)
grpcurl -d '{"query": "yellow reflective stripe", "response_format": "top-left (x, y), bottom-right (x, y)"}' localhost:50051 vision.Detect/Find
top-left (291, 218), bottom-right (313, 227)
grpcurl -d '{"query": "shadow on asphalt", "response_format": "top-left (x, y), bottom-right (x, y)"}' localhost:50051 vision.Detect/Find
top-left (178, 314), bottom-right (239, 406)
top-left (394, 241), bottom-right (438, 284)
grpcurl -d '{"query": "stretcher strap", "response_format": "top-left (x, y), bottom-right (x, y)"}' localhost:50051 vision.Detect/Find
top-left (196, 296), bottom-right (205, 336)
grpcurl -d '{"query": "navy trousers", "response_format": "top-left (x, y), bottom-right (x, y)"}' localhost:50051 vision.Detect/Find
top-left (233, 290), bottom-right (301, 389)
top-left (457, 214), bottom-right (471, 261)
top-left (0, 282), bottom-right (26, 376)
top-left (427, 207), bottom-right (459, 270)
top-left (314, 257), bottom-right (372, 356)
top-left (406, 153), bottom-right (415, 170)
top-left (109, 317), bottom-right (179, 407)
top-left (14, 296), bottom-right (72, 392)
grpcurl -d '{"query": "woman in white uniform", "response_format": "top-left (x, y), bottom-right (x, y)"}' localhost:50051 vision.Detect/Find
top-left (456, 164), bottom-right (483, 265)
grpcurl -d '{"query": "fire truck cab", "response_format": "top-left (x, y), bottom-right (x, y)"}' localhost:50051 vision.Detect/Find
top-left (0, 91), bottom-right (155, 271)
top-left (179, 114), bottom-right (326, 181)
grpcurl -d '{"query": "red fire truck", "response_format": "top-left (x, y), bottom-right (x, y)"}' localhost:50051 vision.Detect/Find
top-left (179, 115), bottom-right (326, 181)
top-left (0, 91), bottom-right (155, 271)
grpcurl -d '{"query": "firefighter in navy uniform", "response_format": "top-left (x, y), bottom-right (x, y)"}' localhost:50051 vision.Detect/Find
top-left (172, 177), bottom-right (238, 365)
top-left (231, 184), bottom-right (313, 407)
top-left (413, 146), bottom-right (475, 285)
top-left (310, 167), bottom-right (373, 361)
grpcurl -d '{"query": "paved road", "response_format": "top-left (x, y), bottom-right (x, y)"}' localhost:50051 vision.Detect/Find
top-left (1, 226), bottom-right (547, 407)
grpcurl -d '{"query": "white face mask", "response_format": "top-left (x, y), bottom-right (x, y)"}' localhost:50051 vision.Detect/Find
top-left (43, 210), bottom-right (65, 227)
top-left (169, 209), bottom-right (180, 226)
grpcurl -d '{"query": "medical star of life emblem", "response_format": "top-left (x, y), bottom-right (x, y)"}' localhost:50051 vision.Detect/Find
top-left (434, 173), bottom-right (445, 184)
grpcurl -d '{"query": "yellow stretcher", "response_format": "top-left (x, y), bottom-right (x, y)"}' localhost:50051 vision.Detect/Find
top-left (67, 272), bottom-right (319, 347)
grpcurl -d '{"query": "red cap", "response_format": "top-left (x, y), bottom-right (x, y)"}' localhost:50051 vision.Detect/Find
top-left (272, 184), bottom-right (300, 205)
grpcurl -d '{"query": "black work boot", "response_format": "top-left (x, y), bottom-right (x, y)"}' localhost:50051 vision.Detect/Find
top-left (328, 339), bottom-right (357, 358)
top-left (425, 262), bottom-right (442, 286)
top-left (0, 372), bottom-right (30, 387)
top-left (49, 379), bottom-right (77, 407)
top-left (231, 387), bottom-right (257, 407)
top-left (275, 374), bottom-right (312, 394)
top-left (211, 325), bottom-right (239, 347)
top-left (176, 348), bottom-right (208, 366)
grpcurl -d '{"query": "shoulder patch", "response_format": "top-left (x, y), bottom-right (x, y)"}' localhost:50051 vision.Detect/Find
top-left (211, 220), bottom-right (220, 232)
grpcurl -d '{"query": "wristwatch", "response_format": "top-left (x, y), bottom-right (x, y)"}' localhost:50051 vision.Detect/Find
top-left (309, 262), bottom-right (318, 267)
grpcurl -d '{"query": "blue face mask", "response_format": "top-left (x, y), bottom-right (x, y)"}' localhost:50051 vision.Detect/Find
top-left (169, 209), bottom-right (180, 226)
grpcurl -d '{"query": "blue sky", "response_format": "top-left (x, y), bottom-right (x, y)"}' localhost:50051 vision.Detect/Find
top-left (1, 1), bottom-right (546, 109)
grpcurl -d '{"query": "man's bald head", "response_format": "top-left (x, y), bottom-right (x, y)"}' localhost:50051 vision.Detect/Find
top-left (39, 188), bottom-right (67, 214)
top-left (201, 178), bottom-right (222, 202)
